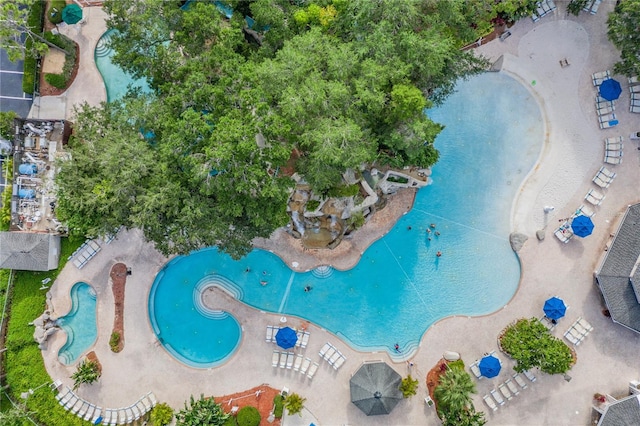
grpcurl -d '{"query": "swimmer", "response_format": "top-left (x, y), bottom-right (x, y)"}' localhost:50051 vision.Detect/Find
top-left (426, 229), bottom-right (431, 233)
top-left (394, 343), bottom-right (401, 353)
top-left (263, 271), bottom-right (267, 275)
top-left (260, 280), bottom-right (268, 286)
top-left (428, 237), bottom-right (432, 241)
top-left (304, 285), bottom-right (312, 292)
top-left (245, 267), bottom-right (251, 273)
top-left (407, 226), bottom-right (412, 230)
top-left (436, 251), bottom-right (442, 257)
top-left (430, 223), bottom-right (436, 228)
top-left (435, 231), bottom-right (440, 236)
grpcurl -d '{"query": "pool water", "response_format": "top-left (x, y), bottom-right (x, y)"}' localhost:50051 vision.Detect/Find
top-left (95, 30), bottom-right (151, 102)
top-left (58, 282), bottom-right (98, 365)
top-left (149, 72), bottom-right (543, 364)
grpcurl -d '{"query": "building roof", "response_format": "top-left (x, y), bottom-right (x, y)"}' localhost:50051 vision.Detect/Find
top-left (596, 204), bottom-right (640, 333)
top-left (0, 232), bottom-right (61, 271)
top-left (599, 395), bottom-right (640, 426)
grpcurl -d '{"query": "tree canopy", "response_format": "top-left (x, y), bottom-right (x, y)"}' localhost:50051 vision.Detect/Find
top-left (56, 0), bottom-right (490, 258)
top-left (607, 0), bottom-right (640, 77)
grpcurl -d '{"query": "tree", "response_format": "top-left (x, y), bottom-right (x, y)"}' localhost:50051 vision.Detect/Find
top-left (283, 393), bottom-right (306, 416)
top-left (0, 111), bottom-right (17, 140)
top-left (71, 360), bottom-right (100, 390)
top-left (0, 405), bottom-right (33, 426)
top-left (175, 395), bottom-right (230, 426)
top-left (607, 0), bottom-right (640, 77)
top-left (434, 366), bottom-right (476, 416)
top-left (236, 406), bottom-right (260, 426)
top-left (399, 375), bottom-right (419, 398)
top-left (442, 406), bottom-right (487, 426)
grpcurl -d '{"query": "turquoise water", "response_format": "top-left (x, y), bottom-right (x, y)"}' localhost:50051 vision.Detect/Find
top-left (58, 282), bottom-right (98, 365)
top-left (149, 72), bottom-right (543, 364)
top-left (94, 30), bottom-right (151, 102)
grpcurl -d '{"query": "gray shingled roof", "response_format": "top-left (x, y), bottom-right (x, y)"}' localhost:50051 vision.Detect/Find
top-left (596, 204), bottom-right (640, 333)
top-left (599, 394), bottom-right (640, 426)
top-left (0, 232), bottom-right (61, 271)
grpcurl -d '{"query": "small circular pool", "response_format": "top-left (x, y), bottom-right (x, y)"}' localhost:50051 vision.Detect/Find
top-left (149, 267), bottom-right (242, 368)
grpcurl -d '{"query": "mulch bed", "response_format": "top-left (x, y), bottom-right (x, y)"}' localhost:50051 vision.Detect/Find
top-left (214, 385), bottom-right (282, 426)
top-left (426, 358), bottom-right (449, 413)
top-left (109, 263), bottom-right (126, 352)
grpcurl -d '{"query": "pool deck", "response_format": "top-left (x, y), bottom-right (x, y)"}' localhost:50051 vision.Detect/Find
top-left (40, 2), bottom-right (640, 425)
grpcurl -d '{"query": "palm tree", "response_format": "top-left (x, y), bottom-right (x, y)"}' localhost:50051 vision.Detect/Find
top-left (283, 393), bottom-right (306, 416)
top-left (434, 366), bottom-right (476, 415)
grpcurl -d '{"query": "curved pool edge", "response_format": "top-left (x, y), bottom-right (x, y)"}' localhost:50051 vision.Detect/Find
top-left (57, 282), bottom-right (99, 365)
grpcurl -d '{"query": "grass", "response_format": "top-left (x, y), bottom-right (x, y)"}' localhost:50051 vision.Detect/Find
top-left (2, 236), bottom-right (87, 425)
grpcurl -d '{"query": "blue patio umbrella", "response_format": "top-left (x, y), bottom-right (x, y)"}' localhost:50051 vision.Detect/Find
top-left (599, 78), bottom-right (622, 101)
top-left (479, 355), bottom-right (501, 378)
top-left (543, 296), bottom-right (567, 321)
top-left (275, 326), bottom-right (298, 349)
top-left (571, 215), bottom-right (594, 238)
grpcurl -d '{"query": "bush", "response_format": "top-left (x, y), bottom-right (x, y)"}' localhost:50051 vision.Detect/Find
top-left (305, 199), bottom-right (320, 211)
top-left (399, 375), bottom-right (419, 398)
top-left (71, 359), bottom-right (101, 390)
top-left (273, 394), bottom-right (283, 418)
top-left (109, 331), bottom-right (121, 352)
top-left (44, 73), bottom-right (66, 88)
top-left (150, 403), bottom-right (174, 426)
top-left (22, 1), bottom-right (45, 94)
top-left (236, 406), bottom-right (260, 426)
top-left (48, 0), bottom-right (66, 25)
top-left (283, 393), bottom-right (305, 416)
top-left (326, 184), bottom-right (360, 198)
top-left (223, 416), bottom-right (238, 426)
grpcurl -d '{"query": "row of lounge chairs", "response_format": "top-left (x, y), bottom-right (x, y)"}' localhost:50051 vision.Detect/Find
top-left (483, 372), bottom-right (536, 411)
top-left (272, 350), bottom-right (319, 379)
top-left (531, 0), bottom-right (556, 22)
top-left (582, 0), bottom-right (602, 14)
top-left (564, 317), bottom-right (593, 346)
top-left (54, 380), bottom-right (156, 425)
top-left (603, 137), bottom-right (623, 164)
top-left (69, 239), bottom-right (101, 269)
top-left (265, 325), bottom-right (310, 349)
top-left (630, 77), bottom-right (640, 113)
top-left (318, 342), bottom-right (347, 370)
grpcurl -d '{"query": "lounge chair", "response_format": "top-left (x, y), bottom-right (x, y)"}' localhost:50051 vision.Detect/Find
top-left (490, 389), bottom-right (506, 406)
top-left (539, 315), bottom-right (556, 330)
top-left (56, 387), bottom-right (73, 404)
top-left (286, 352), bottom-right (294, 369)
top-left (506, 379), bottom-right (520, 396)
top-left (596, 96), bottom-right (614, 107)
top-left (333, 354), bottom-right (346, 370)
top-left (483, 394), bottom-right (498, 411)
top-left (592, 70), bottom-right (610, 87)
top-left (513, 373), bottom-right (528, 389)
top-left (597, 105), bottom-right (614, 116)
top-left (300, 331), bottom-right (310, 348)
top-left (84, 404), bottom-right (98, 421)
top-left (323, 347), bottom-right (336, 362)
top-left (300, 357), bottom-right (311, 375)
top-left (295, 330), bottom-right (303, 347)
top-left (64, 394), bottom-right (80, 410)
top-left (554, 224), bottom-right (573, 243)
top-left (590, 0), bottom-right (601, 14)
top-left (578, 317), bottom-right (593, 333)
top-left (129, 404), bottom-right (142, 421)
top-left (523, 370), bottom-right (537, 382)
top-left (470, 361), bottom-right (482, 378)
top-left (103, 409), bottom-right (116, 426)
top-left (605, 155), bottom-right (622, 165)
top-left (279, 351), bottom-right (287, 368)
top-left (605, 149), bottom-right (623, 158)
top-left (135, 401), bottom-right (148, 417)
top-left (328, 350), bottom-right (341, 366)
top-left (593, 174), bottom-right (611, 189)
top-left (499, 383), bottom-right (513, 400)
top-left (564, 328), bottom-right (580, 346)
top-left (71, 400), bottom-right (87, 415)
top-left (118, 408), bottom-right (128, 425)
top-left (576, 204), bottom-right (595, 218)
top-left (307, 362), bottom-right (319, 380)
top-left (631, 105), bottom-right (640, 113)
top-left (600, 120), bottom-right (619, 129)
top-left (272, 350), bottom-right (279, 367)
top-left (598, 113), bottom-right (616, 124)
top-left (266, 326), bottom-right (275, 343)
top-left (629, 76), bottom-right (639, 85)
top-left (318, 343), bottom-right (331, 358)
top-left (293, 353), bottom-right (303, 371)
top-left (585, 189), bottom-right (605, 206)
top-left (91, 407), bottom-right (103, 424)
top-left (630, 85), bottom-right (640, 93)
top-left (604, 140), bottom-right (623, 152)
top-left (125, 407), bottom-right (135, 423)
top-left (148, 392), bottom-right (158, 407)
top-left (77, 401), bottom-right (90, 418)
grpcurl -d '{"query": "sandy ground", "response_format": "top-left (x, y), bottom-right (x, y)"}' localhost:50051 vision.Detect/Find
top-left (41, 50), bottom-right (65, 74)
top-left (36, 2), bottom-right (640, 426)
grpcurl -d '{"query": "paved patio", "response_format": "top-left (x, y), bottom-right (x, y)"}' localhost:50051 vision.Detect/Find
top-left (40, 2), bottom-right (640, 425)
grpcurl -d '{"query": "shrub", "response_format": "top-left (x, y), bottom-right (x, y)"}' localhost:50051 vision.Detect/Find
top-left (399, 375), bottom-right (419, 398)
top-left (387, 175), bottom-right (409, 184)
top-left (273, 394), bottom-right (284, 418)
top-left (223, 416), bottom-right (237, 426)
top-left (236, 406), bottom-right (260, 426)
top-left (44, 73), bottom-right (66, 88)
top-left (326, 184), bottom-right (360, 198)
top-left (109, 331), bottom-right (121, 352)
top-left (23, 1), bottom-right (45, 94)
top-left (71, 359), bottom-right (101, 390)
top-left (175, 395), bottom-right (229, 426)
top-left (150, 403), bottom-right (174, 426)
top-left (306, 199), bottom-right (320, 211)
top-left (347, 211), bottom-right (365, 230)
top-left (567, 0), bottom-right (589, 16)
top-left (1, 158), bottom-right (13, 230)
top-left (0, 110), bottom-right (17, 139)
top-left (283, 393), bottom-right (305, 416)
top-left (48, 0), bottom-right (66, 25)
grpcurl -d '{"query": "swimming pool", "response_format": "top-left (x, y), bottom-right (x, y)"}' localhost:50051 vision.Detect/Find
top-left (94, 30), bottom-right (151, 102)
top-left (149, 72), bottom-right (544, 364)
top-left (58, 282), bottom-right (98, 365)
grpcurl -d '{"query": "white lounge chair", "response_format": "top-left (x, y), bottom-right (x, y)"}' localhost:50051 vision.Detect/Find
top-left (323, 347), bottom-right (336, 362)
top-left (540, 315), bottom-right (556, 330)
top-left (593, 173), bottom-right (611, 189)
top-left (318, 343), bottom-right (331, 358)
top-left (499, 383), bottom-right (513, 400)
top-left (135, 401), bottom-right (148, 417)
top-left (605, 155), bottom-right (622, 165)
top-left (523, 370), bottom-right (537, 382)
top-left (470, 361), bottom-right (482, 379)
top-left (483, 394), bottom-right (498, 411)
top-left (630, 85), bottom-right (640, 93)
top-left (307, 362), bottom-right (319, 380)
top-left (513, 373), bottom-right (528, 389)
top-left (286, 352), bottom-right (294, 369)
top-left (295, 330), bottom-right (303, 347)
top-left (555, 224), bottom-right (573, 243)
top-left (328, 350), bottom-right (341, 366)
top-left (604, 141), bottom-right (623, 152)
top-left (148, 392), bottom-right (158, 407)
top-left (605, 149), bottom-right (623, 158)
top-left (129, 404), bottom-right (142, 421)
top-left (590, 0), bottom-right (601, 14)
top-left (64, 394), bottom-right (80, 410)
top-left (300, 331), bottom-right (310, 348)
top-left (125, 407), bottom-right (135, 423)
top-left (585, 189), bottom-right (605, 206)
top-left (576, 204), bottom-right (595, 218)
top-left (506, 379), bottom-right (520, 396)
top-left (596, 96), bottom-right (615, 107)
top-left (266, 326), bottom-right (275, 343)
top-left (490, 389), bottom-right (505, 406)
top-left (564, 328), bottom-right (580, 346)
top-left (600, 119), bottom-right (619, 129)
top-left (598, 113), bottom-right (616, 123)
top-left (631, 105), bottom-right (640, 113)
top-left (71, 400), bottom-right (87, 415)
top-left (293, 353), bottom-right (303, 371)
top-left (597, 105), bottom-right (614, 116)
top-left (300, 357), bottom-right (311, 375)
top-left (333, 354), bottom-right (346, 370)
top-left (77, 401), bottom-right (90, 418)
top-left (103, 409), bottom-right (116, 426)
top-left (578, 317), bottom-right (594, 333)
top-left (272, 350), bottom-right (279, 367)
top-left (279, 351), bottom-right (287, 368)
top-left (592, 70), bottom-right (610, 86)
top-left (629, 76), bottom-right (639, 85)
top-left (91, 407), bottom-right (103, 424)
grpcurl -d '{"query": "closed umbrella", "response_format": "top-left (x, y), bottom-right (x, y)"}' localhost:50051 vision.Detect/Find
top-left (62, 4), bottom-right (83, 25)
top-left (350, 362), bottom-right (403, 416)
top-left (571, 215), bottom-right (594, 238)
top-left (599, 78), bottom-right (622, 101)
top-left (543, 296), bottom-right (567, 321)
top-left (275, 327), bottom-right (297, 349)
top-left (479, 354), bottom-right (501, 378)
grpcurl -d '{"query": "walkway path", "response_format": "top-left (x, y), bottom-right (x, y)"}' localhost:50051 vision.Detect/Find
top-left (40, 3), bottom-right (640, 425)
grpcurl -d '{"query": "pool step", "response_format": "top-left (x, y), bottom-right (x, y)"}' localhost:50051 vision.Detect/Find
top-left (193, 275), bottom-right (243, 319)
top-left (311, 265), bottom-right (334, 279)
top-left (95, 33), bottom-right (113, 58)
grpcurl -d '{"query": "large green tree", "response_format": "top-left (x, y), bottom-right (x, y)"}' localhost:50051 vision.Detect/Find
top-left (434, 365), bottom-right (477, 416)
top-left (608, 0), bottom-right (640, 77)
top-left (175, 395), bottom-right (229, 426)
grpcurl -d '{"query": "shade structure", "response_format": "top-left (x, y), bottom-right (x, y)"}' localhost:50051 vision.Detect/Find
top-left (62, 4), bottom-right (83, 25)
top-left (350, 362), bottom-right (403, 416)
top-left (599, 78), bottom-right (622, 101)
top-left (275, 326), bottom-right (297, 349)
top-left (571, 215), bottom-right (594, 238)
top-left (479, 355), bottom-right (501, 378)
top-left (543, 297), bottom-right (567, 321)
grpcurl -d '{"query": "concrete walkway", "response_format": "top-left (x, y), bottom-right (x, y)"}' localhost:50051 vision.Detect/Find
top-left (40, 2), bottom-right (640, 425)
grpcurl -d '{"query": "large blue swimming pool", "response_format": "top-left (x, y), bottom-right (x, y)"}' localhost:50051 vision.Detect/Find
top-left (148, 72), bottom-right (543, 366)
top-left (58, 282), bottom-right (98, 365)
